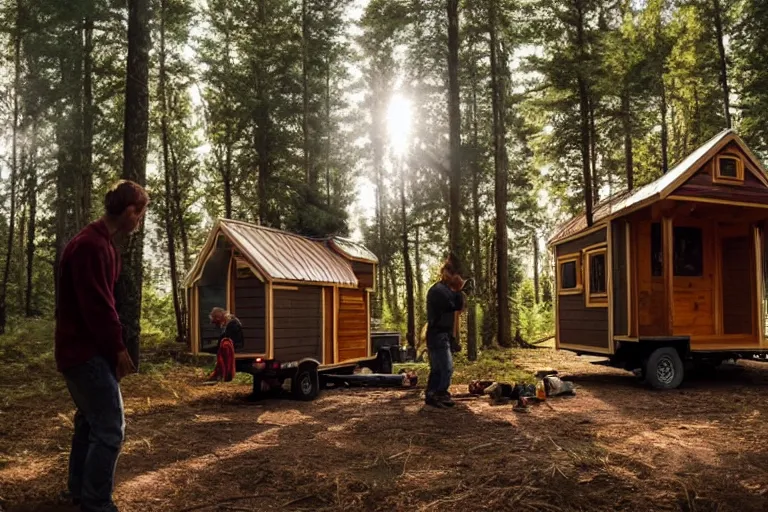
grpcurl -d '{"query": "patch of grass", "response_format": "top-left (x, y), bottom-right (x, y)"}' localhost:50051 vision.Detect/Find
top-left (395, 348), bottom-right (535, 389)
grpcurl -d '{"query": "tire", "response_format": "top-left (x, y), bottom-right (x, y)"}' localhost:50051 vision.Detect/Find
top-left (246, 376), bottom-right (264, 402)
top-left (644, 347), bottom-right (684, 390)
top-left (292, 367), bottom-right (320, 401)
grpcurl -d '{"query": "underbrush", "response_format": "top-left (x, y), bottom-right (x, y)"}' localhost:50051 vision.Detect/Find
top-left (395, 348), bottom-right (534, 389)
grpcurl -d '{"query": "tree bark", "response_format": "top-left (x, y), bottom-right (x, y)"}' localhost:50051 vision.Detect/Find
top-left (533, 232), bottom-right (540, 305)
top-left (25, 119), bottom-right (38, 317)
top-left (712, 0), bottom-right (731, 128)
top-left (117, 0), bottom-right (151, 368)
top-left (447, 0), bottom-right (462, 265)
top-left (0, 8), bottom-right (21, 334)
top-left (660, 77), bottom-right (669, 173)
top-left (414, 225), bottom-right (423, 331)
top-left (575, 0), bottom-right (594, 226)
top-left (301, 0), bottom-right (314, 187)
top-left (589, 96), bottom-right (599, 205)
top-left (400, 164), bottom-right (415, 349)
top-left (467, 52), bottom-right (482, 362)
top-left (621, 87), bottom-right (634, 190)
top-left (82, 13), bottom-right (94, 223)
top-left (256, 0), bottom-right (272, 226)
top-left (159, 0), bottom-right (183, 343)
top-left (489, 0), bottom-right (510, 348)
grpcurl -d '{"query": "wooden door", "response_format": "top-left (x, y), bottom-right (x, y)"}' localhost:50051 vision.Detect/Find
top-left (637, 221), bottom-right (667, 336)
top-left (672, 219), bottom-right (715, 336)
top-left (721, 234), bottom-right (754, 335)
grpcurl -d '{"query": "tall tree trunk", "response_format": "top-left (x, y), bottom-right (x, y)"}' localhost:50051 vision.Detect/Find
top-left (256, 0), bottom-right (271, 225)
top-left (467, 54), bottom-right (482, 361)
top-left (621, 87), bottom-right (634, 190)
top-left (159, 0), bottom-right (183, 343)
top-left (117, 0), bottom-right (151, 368)
top-left (712, 0), bottom-right (731, 128)
top-left (589, 96), bottom-right (599, 204)
top-left (387, 266), bottom-right (401, 326)
top-left (25, 120), bottom-right (38, 317)
top-left (483, 225), bottom-right (497, 348)
top-left (168, 142), bottom-right (190, 269)
top-left (82, 14), bottom-right (94, 222)
top-left (414, 225), bottom-right (423, 331)
top-left (324, 55), bottom-right (332, 204)
top-left (0, 10), bottom-right (21, 334)
top-left (400, 165), bottom-right (415, 348)
top-left (660, 78), bottom-right (669, 173)
top-left (302, 0), bottom-right (312, 186)
top-left (575, 0), bottom-right (594, 226)
top-left (533, 232), bottom-right (540, 305)
top-left (446, 0), bottom-right (462, 264)
top-left (489, 0), bottom-right (510, 348)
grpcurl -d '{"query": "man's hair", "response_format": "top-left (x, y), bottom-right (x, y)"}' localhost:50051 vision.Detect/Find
top-left (209, 307), bottom-right (231, 322)
top-left (440, 252), bottom-right (461, 276)
top-left (104, 180), bottom-right (149, 217)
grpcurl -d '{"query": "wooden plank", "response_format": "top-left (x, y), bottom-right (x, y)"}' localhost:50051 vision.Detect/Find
top-left (663, 217), bottom-right (674, 335)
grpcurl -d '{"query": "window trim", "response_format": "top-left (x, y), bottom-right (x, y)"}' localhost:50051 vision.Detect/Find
top-left (557, 253), bottom-right (583, 295)
top-left (584, 245), bottom-right (608, 308)
top-left (713, 153), bottom-right (745, 185)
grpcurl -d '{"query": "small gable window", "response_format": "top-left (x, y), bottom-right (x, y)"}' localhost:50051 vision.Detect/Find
top-left (714, 154), bottom-right (744, 184)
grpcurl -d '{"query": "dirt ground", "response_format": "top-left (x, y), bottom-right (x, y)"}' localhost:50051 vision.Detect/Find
top-left (3, 347), bottom-right (768, 512)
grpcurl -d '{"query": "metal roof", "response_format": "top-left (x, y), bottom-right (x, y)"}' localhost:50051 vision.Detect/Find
top-left (549, 129), bottom-right (768, 245)
top-left (185, 220), bottom-right (367, 287)
top-left (327, 237), bottom-right (378, 263)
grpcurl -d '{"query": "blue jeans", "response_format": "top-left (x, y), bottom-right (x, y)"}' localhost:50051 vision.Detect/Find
top-left (63, 356), bottom-right (125, 512)
top-left (426, 336), bottom-right (454, 401)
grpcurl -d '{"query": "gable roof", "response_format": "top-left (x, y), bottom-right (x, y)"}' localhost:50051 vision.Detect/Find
top-left (327, 237), bottom-right (378, 264)
top-left (549, 129), bottom-right (768, 245)
top-left (184, 219), bottom-right (369, 288)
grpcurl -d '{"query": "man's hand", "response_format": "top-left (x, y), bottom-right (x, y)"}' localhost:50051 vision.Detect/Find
top-left (115, 349), bottom-right (136, 381)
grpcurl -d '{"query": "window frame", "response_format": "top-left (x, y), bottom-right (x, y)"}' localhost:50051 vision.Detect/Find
top-left (557, 253), bottom-right (583, 295)
top-left (713, 153), bottom-right (745, 185)
top-left (584, 245), bottom-right (609, 308)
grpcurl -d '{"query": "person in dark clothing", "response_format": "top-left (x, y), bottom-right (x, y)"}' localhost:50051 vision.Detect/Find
top-left (424, 255), bottom-right (466, 408)
top-left (55, 180), bottom-right (148, 512)
top-left (209, 307), bottom-right (244, 351)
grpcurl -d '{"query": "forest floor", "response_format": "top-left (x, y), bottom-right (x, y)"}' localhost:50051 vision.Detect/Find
top-left (3, 323), bottom-right (768, 511)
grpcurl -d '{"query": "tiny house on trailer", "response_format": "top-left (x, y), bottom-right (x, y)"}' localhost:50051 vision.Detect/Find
top-left (549, 129), bottom-right (768, 389)
top-left (183, 219), bottom-right (384, 399)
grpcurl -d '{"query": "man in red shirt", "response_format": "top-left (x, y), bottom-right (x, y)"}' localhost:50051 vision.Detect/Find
top-left (55, 180), bottom-right (148, 512)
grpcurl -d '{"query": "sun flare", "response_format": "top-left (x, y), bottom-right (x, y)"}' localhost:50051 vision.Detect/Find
top-left (387, 93), bottom-right (413, 157)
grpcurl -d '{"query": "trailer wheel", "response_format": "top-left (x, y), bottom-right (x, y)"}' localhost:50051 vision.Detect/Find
top-left (292, 367), bottom-right (319, 401)
top-left (644, 347), bottom-right (684, 390)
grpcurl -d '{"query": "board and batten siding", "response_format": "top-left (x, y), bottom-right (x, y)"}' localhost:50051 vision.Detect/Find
top-left (556, 227), bottom-right (610, 352)
top-left (337, 289), bottom-right (369, 361)
top-left (612, 221), bottom-right (629, 337)
top-left (234, 274), bottom-right (267, 354)
top-left (351, 261), bottom-right (375, 290)
top-left (272, 286), bottom-right (323, 362)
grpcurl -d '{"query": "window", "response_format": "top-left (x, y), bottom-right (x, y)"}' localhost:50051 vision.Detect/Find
top-left (557, 254), bottom-right (582, 295)
top-left (714, 154), bottom-right (744, 183)
top-left (585, 246), bottom-right (608, 307)
top-left (651, 222), bottom-right (663, 277)
top-left (673, 226), bottom-right (703, 277)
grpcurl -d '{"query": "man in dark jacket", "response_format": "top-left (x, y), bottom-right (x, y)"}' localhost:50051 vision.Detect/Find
top-left (209, 307), bottom-right (245, 351)
top-left (55, 180), bottom-right (148, 512)
top-left (424, 255), bottom-right (466, 408)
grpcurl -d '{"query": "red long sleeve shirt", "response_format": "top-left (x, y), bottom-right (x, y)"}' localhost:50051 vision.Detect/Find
top-left (55, 219), bottom-right (125, 372)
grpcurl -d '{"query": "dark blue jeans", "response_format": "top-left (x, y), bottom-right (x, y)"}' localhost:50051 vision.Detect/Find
top-left (63, 356), bottom-right (125, 512)
top-left (426, 335), bottom-right (454, 401)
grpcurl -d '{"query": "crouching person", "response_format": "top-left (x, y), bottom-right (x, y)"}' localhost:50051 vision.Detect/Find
top-left (207, 307), bottom-right (244, 382)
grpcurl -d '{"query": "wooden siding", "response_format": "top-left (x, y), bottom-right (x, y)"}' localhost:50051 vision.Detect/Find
top-left (672, 218), bottom-right (716, 337)
top-left (351, 261), bottom-right (375, 289)
top-left (722, 236), bottom-right (754, 334)
top-left (612, 221), bottom-right (628, 336)
top-left (558, 295), bottom-right (610, 349)
top-left (636, 220), bottom-right (667, 336)
top-left (675, 143), bottom-right (768, 205)
top-left (555, 229), bottom-right (610, 351)
top-left (234, 274), bottom-right (266, 353)
top-left (337, 288), bottom-right (368, 361)
top-left (556, 228), bottom-right (607, 256)
top-left (324, 288), bottom-right (334, 364)
top-left (272, 286), bottom-right (322, 361)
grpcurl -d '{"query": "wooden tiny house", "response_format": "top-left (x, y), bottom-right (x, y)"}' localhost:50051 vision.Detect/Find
top-left (549, 129), bottom-right (768, 388)
top-left (183, 219), bottom-right (378, 368)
